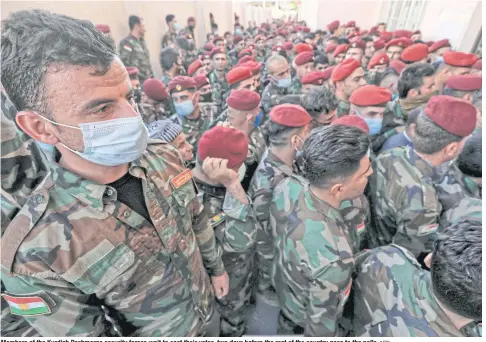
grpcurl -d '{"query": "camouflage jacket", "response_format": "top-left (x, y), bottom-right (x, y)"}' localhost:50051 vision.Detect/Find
top-left (119, 35), bottom-right (153, 84)
top-left (182, 49), bottom-right (199, 71)
top-left (370, 146), bottom-right (442, 256)
top-left (161, 73), bottom-right (173, 86)
top-left (140, 96), bottom-right (170, 125)
top-left (227, 49), bottom-right (239, 67)
top-left (288, 78), bottom-right (302, 95)
top-left (1, 141), bottom-right (224, 337)
top-left (161, 30), bottom-right (178, 50)
top-left (336, 98), bottom-right (350, 117)
top-left (339, 195), bottom-right (370, 253)
top-left (208, 71), bottom-right (230, 112)
top-left (247, 150), bottom-right (293, 299)
top-left (351, 244), bottom-right (482, 337)
top-left (247, 127), bottom-right (266, 166)
top-left (270, 175), bottom-right (355, 336)
top-left (439, 196), bottom-right (482, 230)
top-left (260, 82), bottom-right (289, 125)
top-left (255, 50), bottom-right (266, 63)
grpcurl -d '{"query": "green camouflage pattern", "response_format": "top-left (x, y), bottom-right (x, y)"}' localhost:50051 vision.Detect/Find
top-left (270, 175), bottom-right (355, 336)
top-left (140, 96), bottom-right (171, 125)
top-left (161, 31), bottom-right (178, 50)
top-left (370, 146), bottom-right (442, 256)
top-left (260, 82), bottom-right (289, 127)
top-left (119, 35), bottom-right (153, 85)
top-left (336, 99), bottom-right (350, 117)
top-left (227, 49), bottom-right (239, 67)
top-left (255, 51), bottom-right (265, 63)
top-left (247, 150), bottom-right (293, 304)
top-left (439, 196), bottom-right (482, 230)
top-left (339, 195), bottom-right (370, 253)
top-left (247, 127), bottom-right (267, 166)
top-left (193, 178), bottom-right (258, 336)
top-left (181, 49), bottom-right (199, 71)
top-left (1, 141), bottom-right (224, 337)
top-left (209, 71), bottom-right (230, 112)
top-left (350, 244), bottom-right (480, 337)
top-left (288, 78), bottom-right (302, 95)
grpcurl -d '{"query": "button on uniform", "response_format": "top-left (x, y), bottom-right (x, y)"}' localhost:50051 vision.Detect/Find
top-left (123, 210), bottom-right (131, 218)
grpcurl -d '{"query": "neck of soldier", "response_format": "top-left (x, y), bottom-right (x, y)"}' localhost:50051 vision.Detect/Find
top-left (434, 294), bottom-right (474, 331)
top-left (131, 30), bottom-right (142, 40)
top-left (270, 145), bottom-right (295, 169)
top-left (58, 149), bottom-right (129, 185)
top-left (309, 185), bottom-right (341, 209)
top-left (335, 89), bottom-right (348, 102)
top-left (414, 150), bottom-right (447, 168)
top-left (186, 103), bottom-right (200, 120)
top-left (215, 69), bottom-right (225, 79)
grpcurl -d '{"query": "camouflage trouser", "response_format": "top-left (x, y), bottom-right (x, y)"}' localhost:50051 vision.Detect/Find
top-left (277, 311), bottom-right (304, 336)
top-left (216, 255), bottom-right (256, 337)
top-left (199, 300), bottom-right (221, 337)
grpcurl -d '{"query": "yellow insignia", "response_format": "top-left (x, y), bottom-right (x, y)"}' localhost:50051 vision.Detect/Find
top-left (176, 84), bottom-right (182, 91)
top-left (379, 58), bottom-right (384, 64)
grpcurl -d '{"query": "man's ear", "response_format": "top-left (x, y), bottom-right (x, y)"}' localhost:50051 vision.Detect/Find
top-left (16, 111), bottom-right (59, 145)
top-left (443, 140), bottom-right (461, 160)
top-left (329, 182), bottom-right (344, 200)
top-left (463, 93), bottom-right (473, 103)
top-left (407, 88), bottom-right (419, 98)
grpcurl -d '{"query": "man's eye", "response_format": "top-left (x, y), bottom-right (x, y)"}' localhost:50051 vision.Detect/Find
top-left (97, 104), bottom-right (111, 113)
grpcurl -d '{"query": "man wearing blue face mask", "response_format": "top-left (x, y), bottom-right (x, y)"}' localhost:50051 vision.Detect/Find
top-left (161, 14), bottom-right (179, 50)
top-left (169, 76), bottom-right (218, 163)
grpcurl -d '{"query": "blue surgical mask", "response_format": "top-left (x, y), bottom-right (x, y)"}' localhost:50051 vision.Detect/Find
top-left (174, 95), bottom-right (196, 117)
top-left (235, 29), bottom-right (242, 35)
top-left (275, 77), bottom-right (292, 88)
top-left (391, 93), bottom-right (398, 101)
top-left (254, 110), bottom-right (263, 127)
top-left (363, 117), bottom-right (383, 136)
top-left (294, 135), bottom-right (305, 157)
top-left (174, 23), bottom-right (180, 31)
top-left (435, 56), bottom-right (444, 64)
top-left (36, 114), bottom-right (148, 166)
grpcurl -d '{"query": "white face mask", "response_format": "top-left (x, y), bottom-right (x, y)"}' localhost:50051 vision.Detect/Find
top-left (294, 135), bottom-right (305, 157)
top-left (36, 113), bottom-right (148, 166)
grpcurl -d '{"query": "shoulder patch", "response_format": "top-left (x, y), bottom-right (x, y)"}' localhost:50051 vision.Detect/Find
top-left (1, 294), bottom-right (51, 316)
top-left (341, 279), bottom-right (353, 305)
top-left (170, 169), bottom-right (192, 189)
top-left (123, 45), bottom-right (133, 52)
top-left (209, 212), bottom-right (226, 227)
top-left (417, 223), bottom-right (439, 236)
top-left (357, 221), bottom-right (366, 235)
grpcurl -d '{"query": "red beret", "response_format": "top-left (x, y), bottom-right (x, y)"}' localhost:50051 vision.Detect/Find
top-left (255, 35), bottom-right (265, 42)
top-left (473, 59), bottom-right (482, 70)
top-left (393, 29), bottom-right (412, 38)
top-left (373, 39), bottom-right (386, 50)
top-left (269, 104), bottom-right (312, 127)
top-left (424, 95), bottom-right (476, 137)
top-left (95, 24), bottom-right (110, 34)
top-left (331, 58), bottom-right (361, 82)
top-left (168, 76), bottom-right (196, 93)
top-left (295, 43), bottom-right (313, 54)
top-left (203, 43), bottom-right (215, 52)
top-left (325, 44), bottom-right (338, 54)
top-left (226, 67), bottom-right (252, 85)
top-left (187, 59), bottom-right (204, 77)
top-left (188, 16), bottom-right (196, 22)
top-left (247, 44), bottom-right (255, 50)
top-left (444, 51), bottom-right (479, 67)
top-left (347, 32), bottom-right (357, 40)
top-left (193, 75), bottom-right (210, 89)
top-left (426, 41), bottom-right (435, 47)
top-left (429, 39), bottom-right (451, 53)
top-left (239, 61), bottom-right (262, 75)
top-left (233, 35), bottom-right (243, 45)
top-left (200, 52), bottom-right (211, 61)
top-left (385, 38), bottom-right (408, 49)
top-left (389, 60), bottom-right (407, 75)
top-left (345, 20), bottom-right (356, 28)
top-left (322, 66), bottom-right (335, 81)
top-left (349, 85), bottom-right (392, 107)
top-left (368, 52), bottom-right (390, 69)
top-left (294, 51), bottom-right (314, 66)
top-left (126, 67), bottom-right (139, 77)
top-left (303, 27), bottom-right (311, 33)
top-left (198, 127), bottom-right (248, 169)
top-left (380, 31), bottom-right (393, 42)
top-left (295, 25), bottom-right (303, 31)
top-left (327, 20), bottom-right (340, 32)
top-left (266, 34), bottom-right (276, 40)
top-left (333, 44), bottom-right (349, 57)
top-left (445, 75), bottom-right (482, 92)
top-left (301, 71), bottom-right (327, 85)
top-left (213, 36), bottom-right (224, 44)
top-left (349, 38), bottom-right (365, 51)
top-left (272, 45), bottom-right (284, 52)
top-left (209, 48), bottom-right (225, 59)
top-left (238, 48), bottom-right (253, 58)
top-left (283, 42), bottom-right (293, 51)
top-left (401, 43), bottom-right (429, 63)
top-left (226, 89), bottom-right (260, 110)
top-left (331, 115), bottom-right (369, 134)
top-left (369, 26), bottom-right (378, 34)
top-left (238, 55), bottom-right (255, 65)
top-left (143, 78), bottom-right (168, 101)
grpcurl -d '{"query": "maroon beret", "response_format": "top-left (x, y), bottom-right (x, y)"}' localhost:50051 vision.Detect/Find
top-left (203, 43), bottom-right (215, 52)
top-left (301, 71), bottom-right (327, 85)
top-left (294, 51), bottom-right (314, 66)
top-left (333, 44), bottom-right (349, 57)
top-left (444, 51), bottom-right (479, 67)
top-left (349, 85), bottom-right (392, 107)
top-left (325, 44), bottom-right (338, 54)
top-left (345, 20), bottom-right (356, 28)
top-left (238, 55), bottom-right (256, 65)
top-left (226, 89), bottom-right (260, 110)
top-left (393, 29), bottom-right (412, 38)
top-left (143, 79), bottom-right (168, 101)
top-left (380, 31), bottom-right (393, 42)
top-left (213, 36), bottom-right (225, 44)
top-left (272, 45), bottom-right (285, 52)
top-left (322, 66), bottom-right (335, 81)
top-left (226, 67), bottom-right (252, 85)
top-left (95, 24), bottom-right (110, 34)
top-left (200, 52), bottom-right (211, 61)
top-left (239, 61), bottom-right (262, 75)
top-left (445, 75), bottom-right (482, 92)
top-left (389, 60), bottom-right (407, 75)
top-left (429, 39), bottom-right (451, 53)
top-left (266, 34), bottom-right (276, 40)
top-left (303, 27), bottom-right (311, 33)
top-left (331, 58), bottom-right (361, 82)
top-left (238, 48), bottom-right (253, 58)
top-left (198, 127), bottom-right (248, 169)
top-left (331, 115), bottom-right (369, 134)
top-left (327, 20), bottom-right (340, 32)
top-left (373, 39), bottom-right (386, 50)
top-left (401, 43), bottom-right (429, 63)
top-left (188, 16), bottom-right (196, 22)
top-left (295, 43), bottom-right (313, 54)
top-left (295, 25), bottom-right (304, 31)
top-left (255, 35), bottom-right (265, 42)
top-left (283, 42), bottom-right (293, 51)
top-left (368, 52), bottom-right (390, 69)
top-left (233, 35), bottom-right (243, 45)
top-left (187, 59), bottom-right (204, 77)
top-left (126, 67), bottom-right (139, 78)
top-left (269, 104), bottom-right (312, 127)
top-left (193, 75), bottom-right (210, 89)
top-left (210, 48), bottom-right (225, 59)
top-left (473, 59), bottom-right (482, 70)
top-left (168, 76), bottom-right (196, 93)
top-left (424, 95), bottom-right (476, 137)
top-left (385, 38), bottom-right (408, 49)
top-left (349, 38), bottom-right (365, 51)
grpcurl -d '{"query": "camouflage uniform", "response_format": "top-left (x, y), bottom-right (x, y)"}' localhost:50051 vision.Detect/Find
top-left (350, 244), bottom-right (482, 337)
top-left (270, 175), bottom-right (355, 336)
top-left (209, 71), bottom-right (230, 112)
top-left (181, 49), bottom-right (199, 71)
top-left (255, 51), bottom-right (265, 63)
top-left (161, 31), bottom-right (178, 50)
top-left (339, 195), bottom-right (370, 253)
top-left (1, 141), bottom-right (225, 337)
top-left (439, 196), bottom-right (482, 230)
top-left (193, 178), bottom-right (258, 336)
top-left (260, 82), bottom-right (289, 126)
top-left (227, 49), bottom-right (239, 67)
top-left (247, 127), bottom-right (266, 166)
top-left (370, 146), bottom-right (442, 257)
top-left (288, 78), bottom-right (302, 95)
top-left (336, 99), bottom-right (350, 117)
top-left (140, 96), bottom-right (171, 125)
top-left (119, 35), bottom-right (154, 85)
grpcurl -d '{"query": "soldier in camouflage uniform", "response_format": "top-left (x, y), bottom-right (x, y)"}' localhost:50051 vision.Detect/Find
top-left (119, 16), bottom-right (153, 85)
top-left (350, 219), bottom-right (482, 337)
top-left (254, 35), bottom-right (266, 63)
top-left (194, 75), bottom-right (220, 124)
top-left (270, 125), bottom-right (372, 336)
top-left (300, 86), bottom-right (338, 129)
top-left (140, 78), bottom-right (172, 125)
top-left (370, 96), bottom-right (477, 262)
top-left (227, 35), bottom-right (245, 67)
top-left (1, 10), bottom-right (228, 336)
top-left (160, 47), bottom-right (184, 87)
top-left (288, 51), bottom-right (314, 94)
top-left (191, 127), bottom-right (258, 337)
top-left (177, 35), bottom-right (199, 71)
top-left (331, 58), bottom-right (367, 117)
top-left (179, 16), bottom-right (197, 46)
top-left (161, 14), bottom-right (179, 50)
top-left (168, 76), bottom-right (218, 164)
top-left (246, 104), bottom-right (312, 335)
top-left (208, 48), bottom-right (230, 112)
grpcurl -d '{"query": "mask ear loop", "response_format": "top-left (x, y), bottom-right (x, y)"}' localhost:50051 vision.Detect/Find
top-left (33, 111), bottom-right (81, 130)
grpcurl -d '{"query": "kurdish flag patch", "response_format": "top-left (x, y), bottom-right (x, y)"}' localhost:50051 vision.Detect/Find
top-left (1, 294), bottom-right (51, 316)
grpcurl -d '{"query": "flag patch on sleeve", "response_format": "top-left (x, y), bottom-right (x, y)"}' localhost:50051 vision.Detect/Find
top-left (123, 45), bottom-right (133, 52)
top-left (1, 294), bottom-right (51, 316)
top-left (417, 223), bottom-right (439, 236)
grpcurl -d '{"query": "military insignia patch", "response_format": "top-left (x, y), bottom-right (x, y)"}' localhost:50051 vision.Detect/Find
top-left (176, 84), bottom-right (182, 91)
top-left (357, 222), bottom-right (366, 235)
top-left (418, 223), bottom-right (439, 236)
top-left (123, 45), bottom-right (132, 52)
top-left (1, 294), bottom-right (51, 316)
top-left (170, 169), bottom-right (192, 189)
top-left (210, 212), bottom-right (226, 227)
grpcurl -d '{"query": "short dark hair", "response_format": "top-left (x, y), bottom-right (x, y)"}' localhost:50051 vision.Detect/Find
top-left (412, 113), bottom-right (462, 154)
top-left (305, 33), bottom-right (316, 40)
top-left (267, 121), bottom-right (302, 147)
top-left (327, 37), bottom-right (339, 44)
top-left (166, 14), bottom-right (175, 24)
top-left (303, 125), bottom-right (370, 188)
top-left (129, 15), bottom-right (141, 31)
top-left (301, 87), bottom-right (338, 119)
top-left (160, 47), bottom-right (179, 70)
top-left (361, 36), bottom-right (373, 43)
top-left (314, 54), bottom-right (329, 65)
top-left (337, 38), bottom-right (350, 44)
top-left (431, 219), bottom-right (482, 320)
top-left (397, 63), bottom-right (435, 99)
top-left (457, 133), bottom-right (482, 178)
top-left (1, 9), bottom-right (116, 115)
top-left (378, 22), bottom-right (386, 27)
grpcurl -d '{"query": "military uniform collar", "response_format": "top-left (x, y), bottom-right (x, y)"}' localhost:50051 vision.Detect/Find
top-left (408, 147), bottom-right (441, 180)
top-left (267, 149), bottom-right (293, 177)
top-left (299, 179), bottom-right (342, 218)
